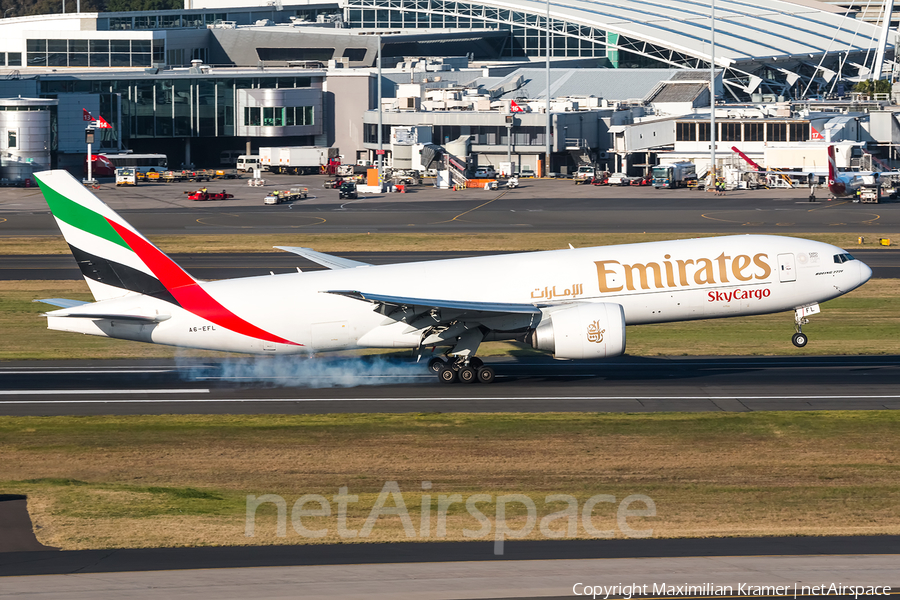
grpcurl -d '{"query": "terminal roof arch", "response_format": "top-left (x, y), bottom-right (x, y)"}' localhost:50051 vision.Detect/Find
top-left (344, 0), bottom-right (890, 98)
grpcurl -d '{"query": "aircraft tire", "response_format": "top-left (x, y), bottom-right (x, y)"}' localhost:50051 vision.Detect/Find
top-left (438, 365), bottom-right (458, 384)
top-left (476, 366), bottom-right (495, 384)
top-left (458, 366), bottom-right (477, 384)
top-left (427, 357), bottom-right (446, 373)
top-left (468, 357), bottom-right (484, 369)
top-left (792, 332), bottom-right (808, 348)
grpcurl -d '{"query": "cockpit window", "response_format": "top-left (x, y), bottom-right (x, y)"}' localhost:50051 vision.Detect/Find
top-left (833, 253), bottom-right (855, 264)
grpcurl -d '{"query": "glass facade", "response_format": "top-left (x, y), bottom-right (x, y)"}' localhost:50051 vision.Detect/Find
top-left (3, 52), bottom-right (22, 67)
top-left (39, 75), bottom-right (318, 147)
top-left (345, 0), bottom-right (607, 59)
top-left (676, 121), bottom-right (810, 143)
top-left (106, 12), bottom-right (228, 30)
top-left (244, 106), bottom-right (314, 127)
top-left (27, 38), bottom-right (161, 68)
top-left (367, 124), bottom-right (547, 145)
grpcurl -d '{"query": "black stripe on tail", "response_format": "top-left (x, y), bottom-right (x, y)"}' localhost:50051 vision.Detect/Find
top-left (69, 244), bottom-right (181, 306)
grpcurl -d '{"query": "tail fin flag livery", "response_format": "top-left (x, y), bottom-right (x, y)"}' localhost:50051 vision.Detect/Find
top-left (826, 144), bottom-right (846, 197)
top-left (34, 170), bottom-right (300, 348)
top-left (33, 169), bottom-right (872, 382)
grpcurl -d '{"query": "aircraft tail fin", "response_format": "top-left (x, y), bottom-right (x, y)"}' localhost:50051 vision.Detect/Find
top-left (826, 145), bottom-right (838, 184)
top-left (34, 170), bottom-right (196, 303)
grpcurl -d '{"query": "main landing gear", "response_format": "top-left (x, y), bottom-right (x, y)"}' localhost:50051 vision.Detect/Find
top-left (427, 356), bottom-right (495, 384)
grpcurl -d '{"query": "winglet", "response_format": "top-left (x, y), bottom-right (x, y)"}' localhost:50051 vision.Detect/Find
top-left (275, 246), bottom-right (370, 270)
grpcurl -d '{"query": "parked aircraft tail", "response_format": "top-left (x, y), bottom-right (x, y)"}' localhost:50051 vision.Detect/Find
top-left (826, 145), bottom-right (838, 184)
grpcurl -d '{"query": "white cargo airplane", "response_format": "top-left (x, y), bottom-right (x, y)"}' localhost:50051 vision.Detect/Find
top-left (34, 170), bottom-right (871, 384)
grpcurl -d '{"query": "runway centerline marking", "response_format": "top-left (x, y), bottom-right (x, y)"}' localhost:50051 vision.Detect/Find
top-left (0, 389), bottom-right (209, 396)
top-left (0, 370), bottom-right (175, 375)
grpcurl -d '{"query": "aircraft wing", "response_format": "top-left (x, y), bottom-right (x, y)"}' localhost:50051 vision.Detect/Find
top-left (275, 246), bottom-right (370, 270)
top-left (33, 298), bottom-right (91, 309)
top-left (324, 290), bottom-right (541, 316)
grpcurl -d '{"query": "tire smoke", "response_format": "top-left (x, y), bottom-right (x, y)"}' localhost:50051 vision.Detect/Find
top-left (176, 354), bottom-right (427, 388)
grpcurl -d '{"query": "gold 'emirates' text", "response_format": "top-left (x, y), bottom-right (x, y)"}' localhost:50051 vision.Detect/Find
top-left (594, 253), bottom-right (772, 293)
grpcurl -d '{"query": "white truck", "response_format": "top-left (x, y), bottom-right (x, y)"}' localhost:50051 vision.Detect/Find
top-left (260, 146), bottom-right (339, 175)
top-left (651, 162), bottom-right (697, 188)
top-left (574, 165), bottom-right (597, 183)
top-left (236, 155), bottom-right (265, 173)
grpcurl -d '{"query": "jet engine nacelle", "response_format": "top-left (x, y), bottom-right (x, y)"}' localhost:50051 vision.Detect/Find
top-left (529, 302), bottom-right (626, 359)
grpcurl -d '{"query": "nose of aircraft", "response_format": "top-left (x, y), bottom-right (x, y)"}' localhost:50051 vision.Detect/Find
top-left (859, 260), bottom-right (873, 286)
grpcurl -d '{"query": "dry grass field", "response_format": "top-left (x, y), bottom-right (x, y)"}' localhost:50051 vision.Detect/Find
top-left (2, 412), bottom-right (898, 549)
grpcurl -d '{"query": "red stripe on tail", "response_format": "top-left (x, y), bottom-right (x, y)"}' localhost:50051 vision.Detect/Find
top-left (108, 220), bottom-right (301, 346)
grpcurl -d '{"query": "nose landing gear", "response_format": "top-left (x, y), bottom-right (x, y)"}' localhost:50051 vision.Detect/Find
top-left (792, 305), bottom-right (819, 347)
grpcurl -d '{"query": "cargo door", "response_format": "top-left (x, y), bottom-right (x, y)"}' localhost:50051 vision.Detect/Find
top-left (778, 253), bottom-right (796, 282)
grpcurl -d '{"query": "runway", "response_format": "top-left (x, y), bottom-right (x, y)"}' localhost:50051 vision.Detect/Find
top-left (1, 355), bottom-right (898, 415)
top-left (1, 538), bottom-right (898, 599)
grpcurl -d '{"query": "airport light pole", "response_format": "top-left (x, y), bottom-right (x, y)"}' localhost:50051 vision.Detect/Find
top-left (544, 0), bottom-right (551, 178)
top-left (506, 115), bottom-right (514, 167)
top-left (709, 0), bottom-right (717, 191)
top-left (377, 34), bottom-right (383, 189)
top-left (84, 127), bottom-right (95, 184)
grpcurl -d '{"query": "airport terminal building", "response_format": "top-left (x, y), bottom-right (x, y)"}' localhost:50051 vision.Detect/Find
top-left (0, 0), bottom-right (894, 179)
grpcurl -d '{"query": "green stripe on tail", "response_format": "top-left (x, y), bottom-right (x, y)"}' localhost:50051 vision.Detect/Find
top-left (35, 175), bottom-right (131, 251)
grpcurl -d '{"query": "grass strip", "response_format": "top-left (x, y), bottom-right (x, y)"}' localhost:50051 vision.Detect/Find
top-left (1, 232), bottom-right (898, 255)
top-left (3, 279), bottom-right (899, 360)
top-left (2, 411), bottom-right (898, 549)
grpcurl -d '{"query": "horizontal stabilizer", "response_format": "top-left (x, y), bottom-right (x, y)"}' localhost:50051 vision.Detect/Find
top-left (325, 290), bottom-right (541, 314)
top-left (33, 298), bottom-right (91, 309)
top-left (48, 312), bottom-right (171, 322)
top-left (275, 246), bottom-right (370, 270)
top-left (44, 304), bottom-right (171, 322)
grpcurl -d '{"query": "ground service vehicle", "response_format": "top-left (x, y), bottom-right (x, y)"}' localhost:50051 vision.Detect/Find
top-left (338, 181), bottom-right (358, 199)
top-left (652, 162), bottom-right (697, 188)
top-left (236, 155), bottom-right (264, 173)
top-left (33, 169), bottom-right (873, 384)
top-left (101, 153), bottom-right (167, 174)
top-left (473, 166), bottom-right (497, 178)
top-left (260, 146), bottom-right (339, 175)
top-left (520, 167), bottom-right (536, 178)
top-left (188, 189), bottom-right (234, 201)
top-left (264, 187), bottom-right (309, 205)
top-left (574, 165), bottom-right (597, 182)
top-left (115, 168), bottom-right (137, 186)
